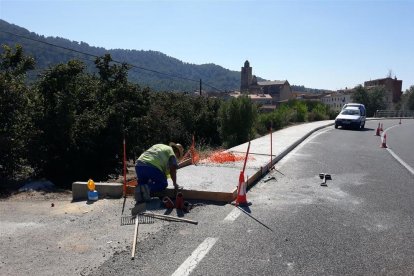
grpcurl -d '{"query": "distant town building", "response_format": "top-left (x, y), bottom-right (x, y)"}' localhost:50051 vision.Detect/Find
top-left (321, 90), bottom-right (353, 112)
top-left (293, 92), bottom-right (324, 101)
top-left (229, 91), bottom-right (275, 112)
top-left (240, 60), bottom-right (292, 107)
top-left (364, 77), bottom-right (402, 109)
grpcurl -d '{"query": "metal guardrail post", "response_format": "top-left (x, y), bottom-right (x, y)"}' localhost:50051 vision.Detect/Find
top-left (375, 110), bottom-right (414, 118)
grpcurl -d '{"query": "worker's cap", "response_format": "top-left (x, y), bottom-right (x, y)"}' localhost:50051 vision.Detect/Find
top-left (169, 142), bottom-right (184, 159)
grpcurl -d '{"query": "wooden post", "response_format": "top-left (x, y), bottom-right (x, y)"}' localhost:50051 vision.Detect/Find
top-left (270, 122), bottom-right (273, 169)
top-left (131, 215), bottom-right (139, 259)
top-left (242, 141), bottom-right (251, 174)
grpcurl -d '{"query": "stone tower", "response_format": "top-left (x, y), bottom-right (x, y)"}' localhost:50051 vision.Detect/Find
top-left (240, 60), bottom-right (252, 93)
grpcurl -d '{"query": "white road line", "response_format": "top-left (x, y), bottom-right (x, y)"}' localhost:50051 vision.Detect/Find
top-left (223, 207), bottom-right (241, 221)
top-left (387, 148), bottom-right (414, 175)
top-left (382, 125), bottom-right (414, 175)
top-left (171, 237), bottom-right (218, 276)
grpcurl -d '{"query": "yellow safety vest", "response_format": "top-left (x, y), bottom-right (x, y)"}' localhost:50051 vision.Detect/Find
top-left (138, 144), bottom-right (175, 177)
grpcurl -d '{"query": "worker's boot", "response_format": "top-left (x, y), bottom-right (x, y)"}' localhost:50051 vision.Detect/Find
top-left (135, 183), bottom-right (151, 203)
top-left (131, 202), bottom-right (146, 216)
top-left (133, 184), bottom-right (149, 216)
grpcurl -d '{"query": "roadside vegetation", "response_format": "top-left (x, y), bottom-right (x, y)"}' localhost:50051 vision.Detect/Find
top-left (351, 85), bottom-right (387, 117)
top-left (401, 85), bottom-right (414, 111)
top-left (3, 44), bottom-right (408, 190)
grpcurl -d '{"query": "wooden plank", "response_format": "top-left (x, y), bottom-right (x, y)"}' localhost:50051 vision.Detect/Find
top-left (131, 215), bottom-right (139, 260)
top-left (153, 188), bottom-right (236, 203)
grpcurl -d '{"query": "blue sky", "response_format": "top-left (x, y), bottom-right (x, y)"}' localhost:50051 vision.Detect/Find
top-left (1, 0), bottom-right (413, 91)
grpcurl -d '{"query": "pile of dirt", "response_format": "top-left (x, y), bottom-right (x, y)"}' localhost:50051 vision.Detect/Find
top-left (1, 179), bottom-right (71, 201)
top-left (5, 189), bottom-right (72, 201)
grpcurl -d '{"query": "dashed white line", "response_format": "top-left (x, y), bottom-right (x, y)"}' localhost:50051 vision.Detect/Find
top-left (223, 207), bottom-right (241, 221)
top-left (171, 237), bottom-right (218, 276)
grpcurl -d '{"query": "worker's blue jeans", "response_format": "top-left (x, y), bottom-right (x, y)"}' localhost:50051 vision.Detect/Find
top-left (135, 163), bottom-right (168, 192)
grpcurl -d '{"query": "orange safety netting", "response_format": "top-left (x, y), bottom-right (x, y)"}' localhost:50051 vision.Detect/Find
top-left (199, 150), bottom-right (255, 164)
top-left (204, 151), bottom-right (245, 163)
top-left (182, 136), bottom-right (255, 165)
top-left (182, 135), bottom-right (200, 164)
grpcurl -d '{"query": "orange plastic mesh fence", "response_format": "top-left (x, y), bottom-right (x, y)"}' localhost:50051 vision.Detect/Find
top-left (200, 150), bottom-right (254, 164)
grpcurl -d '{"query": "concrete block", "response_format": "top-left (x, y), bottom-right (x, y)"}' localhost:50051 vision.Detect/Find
top-left (72, 181), bottom-right (123, 201)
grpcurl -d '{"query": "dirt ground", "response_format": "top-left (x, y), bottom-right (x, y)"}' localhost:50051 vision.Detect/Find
top-left (0, 161), bottom-right (206, 276)
top-left (0, 188), bottom-right (167, 276)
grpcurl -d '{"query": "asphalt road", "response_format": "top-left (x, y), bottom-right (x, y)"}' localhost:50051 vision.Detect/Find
top-left (384, 119), bottom-right (414, 171)
top-left (91, 119), bottom-right (414, 276)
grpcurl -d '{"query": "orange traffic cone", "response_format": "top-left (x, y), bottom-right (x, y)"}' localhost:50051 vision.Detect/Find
top-left (234, 171), bottom-right (250, 206)
top-left (375, 123), bottom-right (380, 136)
top-left (381, 133), bottom-right (387, 148)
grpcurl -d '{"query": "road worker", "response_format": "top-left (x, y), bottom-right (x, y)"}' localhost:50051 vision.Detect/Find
top-left (134, 142), bottom-right (184, 203)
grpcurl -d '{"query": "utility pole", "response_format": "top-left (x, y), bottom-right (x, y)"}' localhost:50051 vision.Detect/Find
top-left (200, 79), bottom-right (202, 96)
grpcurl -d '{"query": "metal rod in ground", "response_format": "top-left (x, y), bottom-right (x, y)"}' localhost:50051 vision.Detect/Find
top-left (121, 196), bottom-right (127, 215)
top-left (236, 206), bottom-right (273, 232)
top-left (131, 215), bottom-right (139, 260)
top-left (274, 169), bottom-right (285, 176)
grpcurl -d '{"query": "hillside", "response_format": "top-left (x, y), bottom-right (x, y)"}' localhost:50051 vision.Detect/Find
top-left (0, 19), bottom-right (240, 92)
top-left (0, 20), bottom-right (330, 93)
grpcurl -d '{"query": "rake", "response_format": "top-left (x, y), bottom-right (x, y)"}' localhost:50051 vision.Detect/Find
top-left (120, 213), bottom-right (155, 226)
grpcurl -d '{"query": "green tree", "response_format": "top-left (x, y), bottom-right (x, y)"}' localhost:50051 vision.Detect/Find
top-left (29, 60), bottom-right (89, 185)
top-left (29, 55), bottom-right (151, 186)
top-left (406, 86), bottom-right (414, 110)
top-left (351, 85), bottom-right (369, 107)
top-left (137, 92), bottom-right (222, 154)
top-left (292, 100), bottom-right (308, 122)
top-left (368, 87), bottom-right (386, 116)
top-left (351, 85), bottom-right (386, 117)
top-left (219, 96), bottom-right (257, 148)
top-left (0, 44), bottom-right (35, 180)
top-left (94, 54), bottom-right (150, 176)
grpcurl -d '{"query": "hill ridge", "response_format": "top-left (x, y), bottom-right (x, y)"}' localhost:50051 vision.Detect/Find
top-left (0, 19), bottom-right (241, 92)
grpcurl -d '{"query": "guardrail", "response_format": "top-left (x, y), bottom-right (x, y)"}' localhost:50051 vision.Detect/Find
top-left (375, 110), bottom-right (414, 118)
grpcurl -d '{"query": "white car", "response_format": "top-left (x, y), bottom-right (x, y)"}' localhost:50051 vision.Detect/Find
top-left (335, 107), bottom-right (366, 130)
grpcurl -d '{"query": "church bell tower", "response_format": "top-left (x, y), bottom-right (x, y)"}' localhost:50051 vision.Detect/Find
top-left (240, 60), bottom-right (252, 93)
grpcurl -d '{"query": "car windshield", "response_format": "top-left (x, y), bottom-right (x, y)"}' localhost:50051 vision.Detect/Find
top-left (341, 109), bottom-right (360, 115)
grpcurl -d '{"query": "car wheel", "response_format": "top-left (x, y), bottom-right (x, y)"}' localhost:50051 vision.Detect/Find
top-left (335, 124), bottom-right (338, 129)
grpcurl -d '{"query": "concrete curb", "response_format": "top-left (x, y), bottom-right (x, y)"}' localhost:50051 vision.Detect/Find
top-left (244, 122), bottom-right (335, 190)
top-left (72, 182), bottom-right (123, 201)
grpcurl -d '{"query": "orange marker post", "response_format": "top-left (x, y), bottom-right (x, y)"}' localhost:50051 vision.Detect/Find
top-left (123, 137), bottom-right (127, 197)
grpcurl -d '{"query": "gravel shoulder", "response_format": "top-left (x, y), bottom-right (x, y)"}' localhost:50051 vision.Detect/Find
top-left (0, 191), bottom-right (165, 276)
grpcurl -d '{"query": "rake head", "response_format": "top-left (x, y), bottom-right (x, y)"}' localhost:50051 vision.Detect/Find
top-left (120, 214), bottom-right (155, 226)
